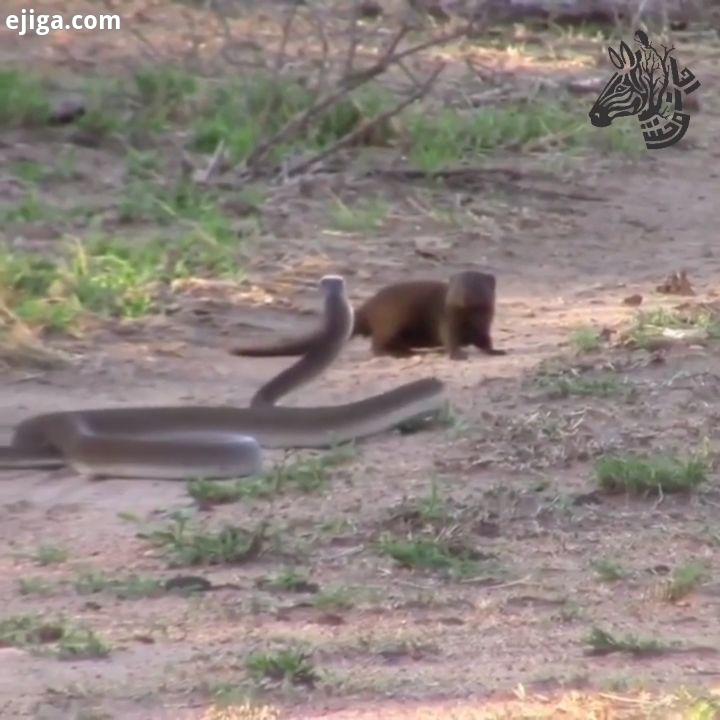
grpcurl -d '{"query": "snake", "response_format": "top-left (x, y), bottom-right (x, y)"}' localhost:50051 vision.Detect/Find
top-left (0, 276), bottom-right (446, 480)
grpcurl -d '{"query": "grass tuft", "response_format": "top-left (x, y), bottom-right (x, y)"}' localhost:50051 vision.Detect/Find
top-left (0, 614), bottom-right (109, 658)
top-left (596, 454), bottom-right (706, 495)
top-left (0, 71), bottom-right (49, 126)
top-left (585, 627), bottom-right (670, 657)
top-left (246, 647), bottom-right (319, 688)
top-left (662, 562), bottom-right (708, 602)
top-left (141, 513), bottom-right (264, 567)
top-left (569, 327), bottom-right (602, 353)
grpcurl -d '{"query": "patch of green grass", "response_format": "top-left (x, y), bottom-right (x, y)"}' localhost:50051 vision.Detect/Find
top-left (193, 76), bottom-right (314, 162)
top-left (56, 626), bottom-right (111, 660)
top-left (262, 568), bottom-right (318, 594)
top-left (74, 77), bottom-right (125, 141)
top-left (569, 327), bottom-right (602, 353)
top-left (0, 614), bottom-right (109, 658)
top-left (0, 614), bottom-right (64, 647)
top-left (629, 307), bottom-right (720, 348)
top-left (312, 585), bottom-right (355, 612)
top-left (585, 627), bottom-right (670, 657)
top-left (187, 478), bottom-right (249, 506)
top-left (404, 100), bottom-right (636, 171)
top-left (32, 544), bottom-right (68, 566)
top-left (0, 191), bottom-right (57, 224)
top-left (189, 446), bottom-right (356, 504)
top-left (246, 647), bottom-right (319, 688)
top-left (133, 66), bottom-right (198, 130)
top-left (193, 75), bottom-right (390, 164)
top-left (662, 562), bottom-right (708, 602)
top-left (18, 577), bottom-right (56, 596)
top-left (591, 559), bottom-right (627, 582)
top-left (377, 535), bottom-right (479, 578)
top-left (536, 373), bottom-right (628, 399)
top-left (141, 512), bottom-right (264, 567)
top-left (327, 197), bottom-right (388, 233)
top-left (0, 198), bottom-right (250, 331)
top-left (73, 570), bottom-right (164, 599)
top-left (10, 161), bottom-right (50, 184)
top-left (0, 71), bottom-right (49, 126)
top-left (596, 454), bottom-right (707, 495)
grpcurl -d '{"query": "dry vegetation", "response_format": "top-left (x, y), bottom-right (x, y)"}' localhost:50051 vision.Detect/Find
top-left (2, 1), bottom-right (720, 718)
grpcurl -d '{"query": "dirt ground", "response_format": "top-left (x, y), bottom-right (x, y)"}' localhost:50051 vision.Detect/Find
top-left (2, 2), bottom-right (720, 719)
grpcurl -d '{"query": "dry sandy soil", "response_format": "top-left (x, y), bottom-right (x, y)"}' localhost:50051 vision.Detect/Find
top-left (2, 2), bottom-right (720, 719)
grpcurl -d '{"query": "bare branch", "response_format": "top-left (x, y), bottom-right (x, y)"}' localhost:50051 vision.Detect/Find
top-left (274, 5), bottom-right (300, 75)
top-left (241, 21), bottom-right (474, 175)
top-left (285, 62), bottom-right (447, 178)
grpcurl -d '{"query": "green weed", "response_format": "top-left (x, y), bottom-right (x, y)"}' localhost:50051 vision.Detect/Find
top-left (596, 454), bottom-right (706, 495)
top-left (141, 512), bottom-right (264, 567)
top-left (585, 627), bottom-right (670, 657)
top-left (0, 614), bottom-right (109, 658)
top-left (569, 327), bottom-right (602, 353)
top-left (591, 559), bottom-right (627, 582)
top-left (662, 562), bottom-right (708, 602)
top-left (32, 544), bottom-right (68, 566)
top-left (536, 373), bottom-right (627, 399)
top-left (377, 535), bottom-right (479, 578)
top-left (18, 577), bottom-right (56, 596)
top-left (0, 71), bottom-right (49, 126)
top-left (629, 307), bottom-right (720, 348)
top-left (246, 647), bottom-right (319, 687)
top-left (328, 197), bottom-right (388, 233)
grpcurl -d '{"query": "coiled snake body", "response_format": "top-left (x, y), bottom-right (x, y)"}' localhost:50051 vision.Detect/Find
top-left (0, 276), bottom-right (446, 480)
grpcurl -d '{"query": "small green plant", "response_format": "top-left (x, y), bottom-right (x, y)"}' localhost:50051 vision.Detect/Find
top-left (56, 626), bottom-right (111, 660)
top-left (0, 70), bottom-right (49, 126)
top-left (629, 307), bottom-right (720, 348)
top-left (569, 327), bottom-right (602, 353)
top-left (0, 191), bottom-right (55, 224)
top-left (0, 614), bottom-right (108, 658)
top-left (585, 627), bottom-right (670, 656)
top-left (662, 562), bottom-right (708, 602)
top-left (133, 66), bottom-right (198, 129)
top-left (18, 577), bottom-right (55, 596)
top-left (377, 535), bottom-right (479, 578)
top-left (0, 614), bottom-right (64, 647)
top-left (271, 446), bottom-right (356, 494)
top-left (262, 568), bottom-right (318, 594)
top-left (142, 512), bottom-right (263, 567)
top-left (188, 446), bottom-right (354, 505)
top-left (313, 585), bottom-right (355, 612)
top-left (32, 544), bottom-right (68, 566)
top-left (536, 373), bottom-right (626, 399)
top-left (11, 161), bottom-right (49, 184)
top-left (74, 570), bottom-right (111, 594)
top-left (596, 454), bottom-right (706, 495)
top-left (74, 570), bottom-right (164, 599)
top-left (328, 197), bottom-right (388, 233)
top-left (246, 647), bottom-right (319, 687)
top-left (187, 479), bottom-right (248, 506)
top-left (591, 559), bottom-right (627, 582)
top-left (416, 480), bottom-right (451, 524)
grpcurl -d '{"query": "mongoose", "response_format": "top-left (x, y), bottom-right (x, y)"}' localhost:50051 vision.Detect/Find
top-left (231, 271), bottom-right (505, 361)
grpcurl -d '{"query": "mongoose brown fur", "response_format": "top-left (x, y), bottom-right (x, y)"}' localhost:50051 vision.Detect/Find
top-left (231, 271), bottom-right (505, 361)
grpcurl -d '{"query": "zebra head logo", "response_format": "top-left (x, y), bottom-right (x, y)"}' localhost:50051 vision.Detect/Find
top-left (589, 30), bottom-right (701, 150)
